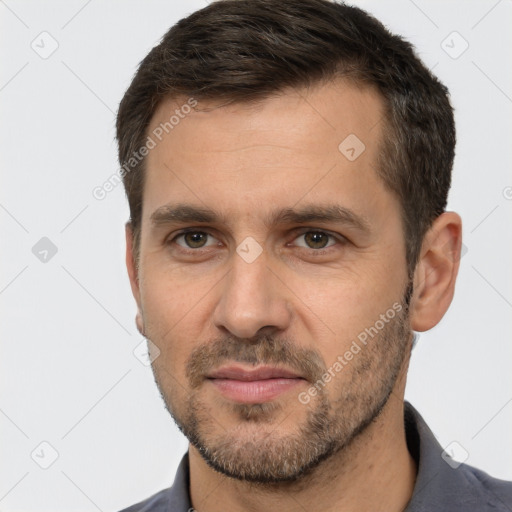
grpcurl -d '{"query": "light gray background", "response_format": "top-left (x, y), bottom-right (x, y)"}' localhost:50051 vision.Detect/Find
top-left (1, 1), bottom-right (511, 511)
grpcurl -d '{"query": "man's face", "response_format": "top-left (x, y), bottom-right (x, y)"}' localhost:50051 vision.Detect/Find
top-left (129, 81), bottom-right (413, 483)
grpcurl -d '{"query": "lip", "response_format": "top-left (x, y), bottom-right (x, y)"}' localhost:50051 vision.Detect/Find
top-left (206, 365), bottom-right (306, 404)
top-left (207, 365), bottom-right (303, 381)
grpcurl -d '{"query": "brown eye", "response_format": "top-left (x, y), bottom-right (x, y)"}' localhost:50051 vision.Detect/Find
top-left (184, 232), bottom-right (208, 248)
top-left (293, 231), bottom-right (337, 250)
top-left (174, 231), bottom-right (217, 249)
top-left (303, 231), bottom-right (330, 249)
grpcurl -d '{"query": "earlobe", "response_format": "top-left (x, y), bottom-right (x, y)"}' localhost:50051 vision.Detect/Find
top-left (410, 212), bottom-right (463, 332)
top-left (135, 310), bottom-right (145, 336)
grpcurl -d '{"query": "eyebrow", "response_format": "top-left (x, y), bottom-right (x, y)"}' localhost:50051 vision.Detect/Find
top-left (150, 203), bottom-right (372, 233)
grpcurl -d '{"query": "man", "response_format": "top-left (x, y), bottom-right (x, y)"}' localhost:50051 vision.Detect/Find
top-left (116, 1), bottom-right (512, 510)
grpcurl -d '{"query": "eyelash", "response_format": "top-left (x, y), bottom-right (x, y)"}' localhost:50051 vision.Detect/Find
top-left (168, 228), bottom-right (346, 253)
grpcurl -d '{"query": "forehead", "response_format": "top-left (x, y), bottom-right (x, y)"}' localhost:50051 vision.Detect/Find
top-left (142, 80), bottom-right (393, 228)
top-left (147, 80), bottom-right (384, 156)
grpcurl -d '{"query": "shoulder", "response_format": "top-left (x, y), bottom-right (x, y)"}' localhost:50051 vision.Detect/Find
top-left (117, 451), bottom-right (191, 512)
top-left (117, 487), bottom-right (173, 512)
top-left (457, 463), bottom-right (512, 510)
top-left (404, 402), bottom-right (512, 511)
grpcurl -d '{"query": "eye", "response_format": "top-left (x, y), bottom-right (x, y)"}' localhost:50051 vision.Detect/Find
top-left (172, 230), bottom-right (220, 249)
top-left (291, 230), bottom-right (340, 250)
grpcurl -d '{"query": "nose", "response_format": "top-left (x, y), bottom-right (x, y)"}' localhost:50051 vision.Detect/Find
top-left (212, 246), bottom-right (292, 339)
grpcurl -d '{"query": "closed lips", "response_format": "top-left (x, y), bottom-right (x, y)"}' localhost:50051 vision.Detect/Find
top-left (207, 366), bottom-right (304, 381)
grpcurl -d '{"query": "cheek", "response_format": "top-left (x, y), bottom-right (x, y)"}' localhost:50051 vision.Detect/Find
top-left (139, 266), bottom-right (218, 370)
top-left (298, 270), bottom-right (402, 359)
top-left (145, 281), bottom-right (190, 355)
top-left (140, 257), bottom-right (211, 323)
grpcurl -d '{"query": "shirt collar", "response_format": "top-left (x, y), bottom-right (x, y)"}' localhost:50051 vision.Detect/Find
top-left (165, 401), bottom-right (496, 511)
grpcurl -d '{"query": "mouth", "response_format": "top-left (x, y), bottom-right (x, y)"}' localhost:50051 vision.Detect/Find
top-left (206, 365), bottom-right (306, 404)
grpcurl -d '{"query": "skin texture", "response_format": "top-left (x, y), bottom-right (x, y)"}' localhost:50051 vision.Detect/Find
top-left (126, 80), bottom-right (463, 512)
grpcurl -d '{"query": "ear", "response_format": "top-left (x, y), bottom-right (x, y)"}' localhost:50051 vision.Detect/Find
top-left (125, 222), bottom-right (145, 335)
top-left (410, 211), bottom-right (463, 332)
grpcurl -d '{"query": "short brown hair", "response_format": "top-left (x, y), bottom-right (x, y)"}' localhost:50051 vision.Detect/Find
top-left (116, 0), bottom-right (455, 275)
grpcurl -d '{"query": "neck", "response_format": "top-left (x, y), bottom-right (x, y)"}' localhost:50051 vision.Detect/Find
top-left (189, 391), bottom-right (417, 512)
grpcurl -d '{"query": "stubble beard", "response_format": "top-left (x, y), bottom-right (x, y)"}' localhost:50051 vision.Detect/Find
top-left (149, 284), bottom-right (412, 485)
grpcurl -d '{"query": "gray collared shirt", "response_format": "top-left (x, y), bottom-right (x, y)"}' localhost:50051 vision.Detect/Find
top-left (119, 402), bottom-right (512, 511)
